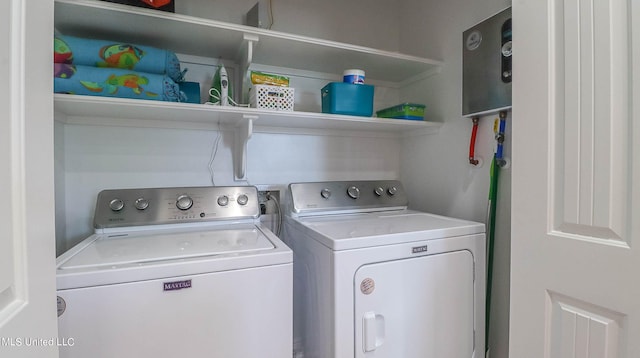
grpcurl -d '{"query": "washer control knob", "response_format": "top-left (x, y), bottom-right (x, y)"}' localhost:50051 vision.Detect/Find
top-left (387, 186), bottom-right (398, 196)
top-left (320, 188), bottom-right (331, 199)
top-left (134, 198), bottom-right (149, 210)
top-left (176, 195), bottom-right (193, 211)
top-left (347, 186), bottom-right (360, 199)
top-left (217, 195), bottom-right (229, 206)
top-left (374, 187), bottom-right (385, 196)
top-left (109, 198), bottom-right (124, 212)
top-left (237, 194), bottom-right (249, 206)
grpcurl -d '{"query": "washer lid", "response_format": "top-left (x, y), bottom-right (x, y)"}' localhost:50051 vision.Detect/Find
top-left (293, 210), bottom-right (485, 250)
top-left (58, 225), bottom-right (275, 270)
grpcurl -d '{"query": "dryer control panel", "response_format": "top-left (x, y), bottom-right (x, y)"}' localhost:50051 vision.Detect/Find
top-left (289, 180), bottom-right (408, 215)
top-left (93, 186), bottom-right (259, 229)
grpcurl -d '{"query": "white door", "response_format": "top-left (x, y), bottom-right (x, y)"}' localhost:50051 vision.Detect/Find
top-left (511, 0), bottom-right (639, 357)
top-left (0, 0), bottom-right (58, 357)
top-left (354, 251), bottom-right (474, 357)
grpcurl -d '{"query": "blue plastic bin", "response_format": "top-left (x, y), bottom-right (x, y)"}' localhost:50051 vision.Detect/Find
top-left (179, 82), bottom-right (201, 104)
top-left (321, 82), bottom-right (374, 117)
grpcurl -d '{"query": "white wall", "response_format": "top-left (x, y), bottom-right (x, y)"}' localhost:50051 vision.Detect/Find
top-left (176, 0), bottom-right (401, 52)
top-left (398, 0), bottom-right (511, 357)
top-left (58, 124), bottom-right (401, 250)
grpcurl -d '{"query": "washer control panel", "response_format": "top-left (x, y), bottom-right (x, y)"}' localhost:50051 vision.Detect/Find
top-left (289, 180), bottom-right (408, 214)
top-left (93, 186), bottom-right (259, 229)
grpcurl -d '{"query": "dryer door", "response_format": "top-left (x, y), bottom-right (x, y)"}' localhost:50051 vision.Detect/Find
top-left (354, 250), bottom-right (474, 358)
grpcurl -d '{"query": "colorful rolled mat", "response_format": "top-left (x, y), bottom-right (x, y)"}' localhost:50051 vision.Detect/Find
top-left (54, 35), bottom-right (183, 82)
top-left (54, 63), bottom-right (186, 102)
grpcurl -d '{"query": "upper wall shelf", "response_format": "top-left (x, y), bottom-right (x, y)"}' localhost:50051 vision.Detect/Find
top-left (53, 0), bottom-right (444, 180)
top-left (54, 0), bottom-right (443, 83)
top-left (54, 94), bottom-right (441, 136)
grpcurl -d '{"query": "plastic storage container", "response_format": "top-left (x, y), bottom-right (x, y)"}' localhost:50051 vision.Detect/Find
top-left (343, 69), bottom-right (365, 84)
top-left (178, 82), bottom-right (201, 103)
top-left (321, 82), bottom-right (374, 117)
top-left (376, 103), bottom-right (425, 120)
top-left (250, 84), bottom-right (295, 111)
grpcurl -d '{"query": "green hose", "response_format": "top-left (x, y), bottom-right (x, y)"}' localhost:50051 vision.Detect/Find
top-left (485, 154), bottom-right (500, 354)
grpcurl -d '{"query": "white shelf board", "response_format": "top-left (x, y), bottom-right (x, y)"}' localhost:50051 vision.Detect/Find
top-left (250, 108), bottom-right (440, 135)
top-left (54, 0), bottom-right (443, 83)
top-left (54, 94), bottom-right (441, 136)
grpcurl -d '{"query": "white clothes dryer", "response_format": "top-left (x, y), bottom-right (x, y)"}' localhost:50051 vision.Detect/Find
top-left (283, 180), bottom-right (485, 358)
top-left (56, 186), bottom-right (292, 358)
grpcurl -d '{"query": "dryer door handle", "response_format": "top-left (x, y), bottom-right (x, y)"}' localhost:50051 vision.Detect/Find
top-left (363, 311), bottom-right (385, 352)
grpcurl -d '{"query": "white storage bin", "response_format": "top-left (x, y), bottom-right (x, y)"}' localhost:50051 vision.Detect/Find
top-left (250, 85), bottom-right (295, 111)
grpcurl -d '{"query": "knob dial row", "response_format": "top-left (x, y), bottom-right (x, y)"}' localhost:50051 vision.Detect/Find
top-left (109, 193), bottom-right (251, 212)
top-left (219, 194), bottom-right (250, 206)
top-left (319, 186), bottom-right (399, 199)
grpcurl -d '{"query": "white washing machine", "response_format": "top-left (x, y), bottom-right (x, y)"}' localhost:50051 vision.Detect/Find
top-left (283, 180), bottom-right (486, 358)
top-left (56, 186), bottom-right (292, 358)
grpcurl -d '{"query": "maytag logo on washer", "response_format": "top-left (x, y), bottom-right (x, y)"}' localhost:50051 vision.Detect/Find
top-left (411, 245), bottom-right (428, 254)
top-left (163, 279), bottom-right (192, 291)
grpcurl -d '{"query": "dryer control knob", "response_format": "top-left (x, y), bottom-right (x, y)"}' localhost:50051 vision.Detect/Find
top-left (320, 188), bottom-right (331, 199)
top-left (217, 195), bottom-right (229, 206)
top-left (109, 198), bottom-right (124, 212)
top-left (387, 186), bottom-right (398, 196)
top-left (134, 198), bottom-right (149, 210)
top-left (237, 194), bottom-right (249, 206)
top-left (374, 187), bottom-right (385, 196)
top-left (176, 195), bottom-right (193, 211)
top-left (347, 186), bottom-right (360, 199)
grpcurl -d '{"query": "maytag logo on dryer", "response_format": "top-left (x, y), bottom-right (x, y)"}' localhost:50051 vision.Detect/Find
top-left (411, 245), bottom-right (428, 254)
top-left (163, 279), bottom-right (192, 291)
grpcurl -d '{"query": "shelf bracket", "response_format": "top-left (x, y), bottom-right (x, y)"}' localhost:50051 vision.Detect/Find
top-left (234, 114), bottom-right (256, 180)
top-left (240, 34), bottom-right (260, 103)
